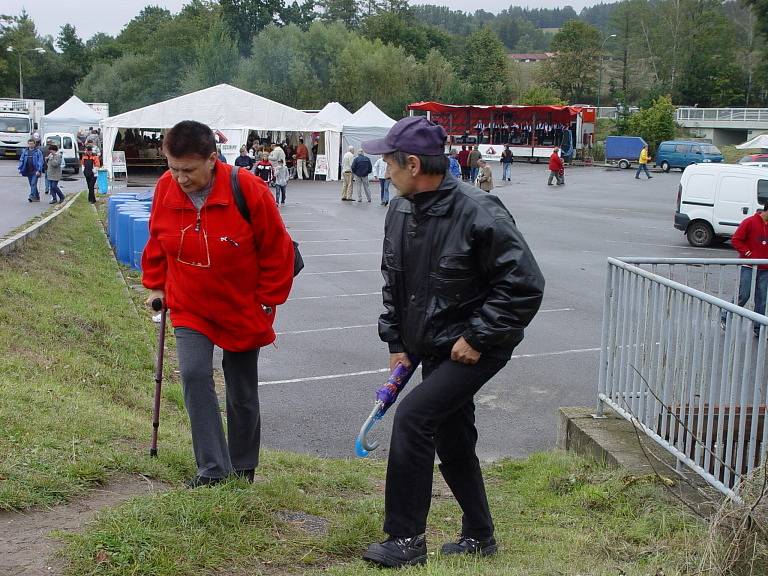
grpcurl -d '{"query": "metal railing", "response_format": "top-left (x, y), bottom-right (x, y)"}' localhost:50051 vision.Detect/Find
top-left (597, 258), bottom-right (768, 501)
top-left (676, 108), bottom-right (768, 123)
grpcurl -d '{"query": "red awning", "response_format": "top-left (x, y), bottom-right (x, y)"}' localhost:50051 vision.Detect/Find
top-left (407, 101), bottom-right (583, 116)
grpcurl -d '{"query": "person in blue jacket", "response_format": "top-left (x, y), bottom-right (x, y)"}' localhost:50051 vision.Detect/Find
top-left (18, 138), bottom-right (44, 202)
top-left (448, 149), bottom-right (462, 179)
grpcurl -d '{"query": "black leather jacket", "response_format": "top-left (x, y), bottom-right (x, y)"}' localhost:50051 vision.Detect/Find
top-left (379, 173), bottom-right (545, 359)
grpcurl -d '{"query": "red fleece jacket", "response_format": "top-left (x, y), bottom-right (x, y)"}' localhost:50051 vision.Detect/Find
top-left (141, 161), bottom-right (294, 351)
top-left (548, 152), bottom-right (564, 172)
top-left (731, 212), bottom-right (768, 270)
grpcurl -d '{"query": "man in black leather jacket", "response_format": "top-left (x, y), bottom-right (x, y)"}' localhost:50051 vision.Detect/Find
top-left (360, 117), bottom-right (545, 568)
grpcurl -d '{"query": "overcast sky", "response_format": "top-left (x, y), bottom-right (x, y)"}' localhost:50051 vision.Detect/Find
top-left (6, 0), bottom-right (596, 41)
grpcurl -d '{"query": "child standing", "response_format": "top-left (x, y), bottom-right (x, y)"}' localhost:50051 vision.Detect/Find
top-left (254, 153), bottom-right (274, 184)
top-left (274, 159), bottom-right (289, 205)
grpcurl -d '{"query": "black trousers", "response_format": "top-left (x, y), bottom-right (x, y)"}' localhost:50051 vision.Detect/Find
top-left (84, 172), bottom-right (97, 203)
top-left (383, 354), bottom-right (508, 539)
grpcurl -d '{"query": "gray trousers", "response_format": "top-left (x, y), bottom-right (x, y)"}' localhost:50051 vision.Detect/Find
top-left (354, 175), bottom-right (371, 201)
top-left (175, 327), bottom-right (261, 479)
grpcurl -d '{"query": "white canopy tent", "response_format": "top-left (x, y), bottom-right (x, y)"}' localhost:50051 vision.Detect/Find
top-left (100, 84), bottom-right (341, 179)
top-left (315, 102), bottom-right (352, 128)
top-left (736, 133), bottom-right (768, 150)
top-left (342, 101), bottom-right (396, 156)
top-left (41, 95), bottom-right (102, 136)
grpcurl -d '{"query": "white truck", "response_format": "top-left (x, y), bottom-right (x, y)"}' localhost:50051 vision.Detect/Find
top-left (0, 98), bottom-right (45, 158)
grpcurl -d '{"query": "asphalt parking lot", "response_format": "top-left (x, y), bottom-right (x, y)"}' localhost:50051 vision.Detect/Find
top-left (248, 162), bottom-right (735, 462)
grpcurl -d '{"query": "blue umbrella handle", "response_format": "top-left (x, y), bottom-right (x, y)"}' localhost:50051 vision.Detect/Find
top-left (355, 402), bottom-right (385, 458)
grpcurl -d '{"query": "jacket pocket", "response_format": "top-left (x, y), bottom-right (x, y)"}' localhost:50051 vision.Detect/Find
top-left (431, 254), bottom-right (476, 303)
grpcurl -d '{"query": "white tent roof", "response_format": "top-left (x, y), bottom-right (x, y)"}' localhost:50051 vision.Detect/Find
top-left (315, 102), bottom-right (352, 128)
top-left (102, 84), bottom-right (338, 132)
top-left (736, 133), bottom-right (768, 149)
top-left (343, 101), bottom-right (396, 129)
top-left (43, 95), bottom-right (102, 124)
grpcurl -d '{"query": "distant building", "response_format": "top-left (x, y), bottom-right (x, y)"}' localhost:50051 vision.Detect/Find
top-left (508, 53), bottom-right (554, 63)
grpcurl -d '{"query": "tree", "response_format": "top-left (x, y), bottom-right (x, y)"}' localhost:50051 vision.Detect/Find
top-left (459, 27), bottom-right (519, 104)
top-left (57, 24), bottom-right (90, 88)
top-left (626, 95), bottom-right (675, 151)
top-left (540, 20), bottom-right (601, 102)
top-left (318, 0), bottom-right (360, 27)
top-left (181, 17), bottom-right (240, 92)
top-left (361, 11), bottom-right (450, 59)
top-left (520, 86), bottom-right (566, 105)
top-left (220, 0), bottom-right (285, 54)
top-left (117, 6), bottom-right (173, 54)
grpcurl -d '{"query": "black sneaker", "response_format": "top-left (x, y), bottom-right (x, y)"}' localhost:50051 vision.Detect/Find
top-left (441, 535), bottom-right (497, 556)
top-left (362, 535), bottom-right (427, 568)
top-left (184, 475), bottom-right (225, 488)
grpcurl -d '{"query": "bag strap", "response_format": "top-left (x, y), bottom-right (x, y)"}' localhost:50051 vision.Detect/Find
top-left (230, 166), bottom-right (251, 224)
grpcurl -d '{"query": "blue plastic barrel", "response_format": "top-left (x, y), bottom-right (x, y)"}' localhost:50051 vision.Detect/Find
top-left (97, 168), bottom-right (109, 194)
top-left (109, 199), bottom-right (143, 244)
top-left (131, 217), bottom-right (150, 270)
top-left (116, 208), bottom-right (149, 265)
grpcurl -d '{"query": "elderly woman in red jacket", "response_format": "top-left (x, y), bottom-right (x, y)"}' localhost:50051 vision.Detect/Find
top-left (142, 120), bottom-right (294, 487)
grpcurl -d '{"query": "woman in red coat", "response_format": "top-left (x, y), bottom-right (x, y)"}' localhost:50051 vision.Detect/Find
top-left (547, 147), bottom-right (565, 186)
top-left (142, 121), bottom-right (294, 487)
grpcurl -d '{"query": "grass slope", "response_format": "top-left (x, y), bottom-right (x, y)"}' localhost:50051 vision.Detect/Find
top-left (1, 199), bottom-right (706, 574)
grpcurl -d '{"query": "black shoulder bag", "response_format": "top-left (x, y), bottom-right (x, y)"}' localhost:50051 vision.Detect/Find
top-left (230, 167), bottom-right (304, 277)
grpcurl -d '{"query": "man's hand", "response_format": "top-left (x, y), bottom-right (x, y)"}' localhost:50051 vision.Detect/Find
top-left (451, 337), bottom-right (481, 365)
top-left (146, 289), bottom-right (165, 308)
top-left (389, 352), bottom-right (412, 372)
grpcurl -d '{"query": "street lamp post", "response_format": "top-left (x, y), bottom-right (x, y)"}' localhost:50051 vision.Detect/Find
top-left (596, 34), bottom-right (617, 123)
top-left (6, 46), bottom-right (46, 101)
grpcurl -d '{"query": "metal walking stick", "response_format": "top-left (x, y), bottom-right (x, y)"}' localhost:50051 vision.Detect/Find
top-left (149, 298), bottom-right (166, 458)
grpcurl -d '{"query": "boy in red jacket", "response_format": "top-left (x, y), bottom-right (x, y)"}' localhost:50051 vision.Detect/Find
top-left (142, 121), bottom-right (294, 486)
top-left (720, 205), bottom-right (768, 337)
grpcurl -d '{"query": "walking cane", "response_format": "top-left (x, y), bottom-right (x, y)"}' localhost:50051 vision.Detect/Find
top-left (149, 298), bottom-right (166, 458)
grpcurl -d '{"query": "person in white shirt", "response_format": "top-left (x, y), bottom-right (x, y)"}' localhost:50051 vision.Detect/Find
top-left (268, 144), bottom-right (286, 167)
top-left (341, 145), bottom-right (355, 201)
top-left (373, 156), bottom-right (391, 206)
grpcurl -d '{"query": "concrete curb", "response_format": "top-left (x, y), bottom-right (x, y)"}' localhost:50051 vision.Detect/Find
top-left (0, 192), bottom-right (82, 256)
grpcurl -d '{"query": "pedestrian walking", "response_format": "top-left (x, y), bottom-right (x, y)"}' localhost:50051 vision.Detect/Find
top-left (141, 120), bottom-right (295, 487)
top-left (457, 146), bottom-right (470, 181)
top-left (373, 156), bottom-right (391, 205)
top-left (500, 145), bottom-right (513, 181)
top-left (18, 138), bottom-right (44, 202)
top-left (448, 149), bottom-right (462, 180)
top-left (468, 146), bottom-right (482, 183)
top-left (46, 144), bottom-right (65, 204)
top-left (341, 146), bottom-right (355, 201)
top-left (234, 146), bottom-right (255, 171)
top-left (274, 159), bottom-right (289, 205)
top-left (476, 159), bottom-right (494, 192)
top-left (351, 149), bottom-right (372, 202)
top-left (254, 153), bottom-right (275, 183)
top-left (360, 116), bottom-right (545, 568)
top-left (635, 145), bottom-right (653, 180)
top-left (42, 138), bottom-right (56, 195)
top-left (295, 137), bottom-right (309, 179)
top-left (547, 147), bottom-right (565, 185)
top-left (81, 144), bottom-right (101, 204)
top-left (720, 204), bottom-right (768, 337)
top-left (268, 143), bottom-right (286, 168)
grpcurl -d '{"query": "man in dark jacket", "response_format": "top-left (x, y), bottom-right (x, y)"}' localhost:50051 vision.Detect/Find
top-left (18, 138), bottom-right (44, 202)
top-left (360, 117), bottom-right (545, 568)
top-left (350, 149), bottom-right (372, 202)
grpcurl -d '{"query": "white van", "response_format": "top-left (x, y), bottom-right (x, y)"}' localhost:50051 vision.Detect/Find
top-left (675, 164), bottom-right (768, 247)
top-left (42, 132), bottom-right (80, 174)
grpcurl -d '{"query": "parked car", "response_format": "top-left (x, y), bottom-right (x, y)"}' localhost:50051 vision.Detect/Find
top-left (655, 140), bottom-right (723, 172)
top-left (738, 153), bottom-right (768, 168)
top-left (604, 135), bottom-right (647, 169)
top-left (42, 132), bottom-right (80, 174)
top-left (674, 163), bottom-right (768, 247)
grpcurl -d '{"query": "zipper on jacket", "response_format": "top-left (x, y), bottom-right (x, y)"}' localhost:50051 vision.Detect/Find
top-left (194, 212), bottom-right (201, 232)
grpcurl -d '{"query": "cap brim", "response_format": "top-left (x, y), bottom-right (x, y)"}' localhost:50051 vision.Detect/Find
top-left (360, 137), bottom-right (394, 155)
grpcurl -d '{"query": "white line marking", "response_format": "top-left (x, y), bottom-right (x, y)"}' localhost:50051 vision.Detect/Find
top-left (538, 307), bottom-right (575, 313)
top-left (605, 240), bottom-right (731, 252)
top-left (280, 220), bottom-right (322, 223)
top-left (288, 292), bottom-right (382, 301)
top-left (302, 252), bottom-right (380, 258)
top-left (275, 323), bottom-right (377, 335)
top-left (259, 346), bottom-right (601, 385)
top-left (303, 269), bottom-right (380, 275)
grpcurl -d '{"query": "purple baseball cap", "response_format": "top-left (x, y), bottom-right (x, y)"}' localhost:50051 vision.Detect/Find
top-left (362, 116), bottom-right (447, 156)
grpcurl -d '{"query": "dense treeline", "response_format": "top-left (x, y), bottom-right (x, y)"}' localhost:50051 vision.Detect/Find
top-left (0, 0), bottom-right (766, 118)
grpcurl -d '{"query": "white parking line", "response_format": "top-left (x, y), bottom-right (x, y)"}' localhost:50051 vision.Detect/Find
top-left (288, 292), bottom-right (382, 301)
top-left (302, 252), bottom-right (380, 258)
top-left (605, 239), bottom-right (731, 252)
top-left (289, 228), bottom-right (355, 232)
top-left (276, 323), bottom-right (377, 335)
top-left (303, 269), bottom-right (380, 275)
top-left (260, 345), bottom-right (600, 385)
top-left (298, 239), bottom-right (381, 244)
